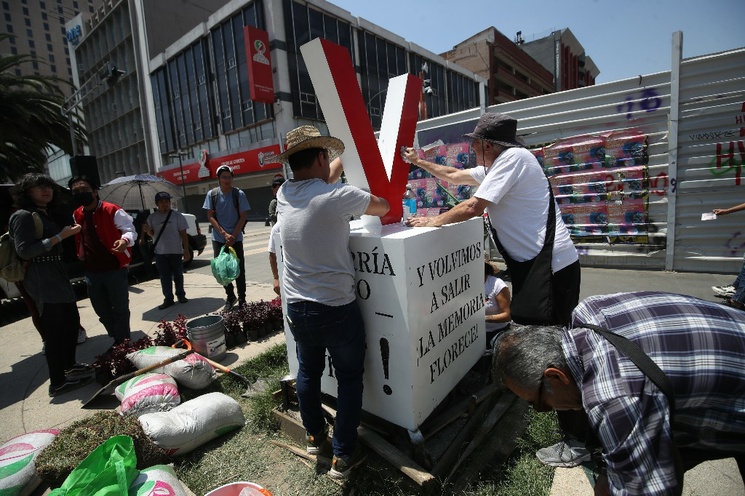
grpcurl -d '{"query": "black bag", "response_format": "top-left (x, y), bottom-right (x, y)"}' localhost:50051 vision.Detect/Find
top-left (487, 183), bottom-right (556, 325)
top-left (149, 210), bottom-right (172, 257)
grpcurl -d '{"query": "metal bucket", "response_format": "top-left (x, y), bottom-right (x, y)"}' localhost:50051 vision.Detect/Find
top-left (186, 315), bottom-right (227, 361)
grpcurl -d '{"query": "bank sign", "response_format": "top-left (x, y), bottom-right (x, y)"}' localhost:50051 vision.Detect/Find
top-left (157, 144), bottom-right (281, 184)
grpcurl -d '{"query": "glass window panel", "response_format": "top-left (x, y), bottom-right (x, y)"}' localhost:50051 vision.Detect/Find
top-left (308, 7), bottom-right (323, 41)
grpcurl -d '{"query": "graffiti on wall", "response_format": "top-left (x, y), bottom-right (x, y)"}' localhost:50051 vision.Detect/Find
top-left (616, 88), bottom-right (663, 120)
top-left (407, 130), bottom-right (658, 244)
top-left (707, 102), bottom-right (745, 186)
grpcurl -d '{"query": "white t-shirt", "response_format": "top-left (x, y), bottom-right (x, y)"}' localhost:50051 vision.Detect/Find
top-left (277, 178), bottom-right (371, 306)
top-left (267, 221), bottom-right (280, 254)
top-left (469, 147), bottom-right (578, 272)
top-left (484, 275), bottom-right (509, 332)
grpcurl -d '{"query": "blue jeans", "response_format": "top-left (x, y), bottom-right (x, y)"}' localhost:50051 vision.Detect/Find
top-left (154, 253), bottom-right (185, 302)
top-left (287, 300), bottom-right (366, 458)
top-left (85, 268), bottom-right (130, 343)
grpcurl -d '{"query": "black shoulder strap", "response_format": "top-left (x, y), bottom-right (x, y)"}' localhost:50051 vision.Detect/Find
top-left (232, 188), bottom-right (240, 214)
top-left (152, 210), bottom-right (173, 250)
top-left (578, 323), bottom-right (675, 415)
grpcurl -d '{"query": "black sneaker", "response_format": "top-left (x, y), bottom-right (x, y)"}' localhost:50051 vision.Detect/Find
top-left (65, 363), bottom-right (95, 380)
top-left (223, 296), bottom-right (237, 312)
top-left (178, 296), bottom-right (189, 304)
top-left (48, 377), bottom-right (92, 397)
top-left (306, 424), bottom-right (329, 455)
top-left (329, 447), bottom-right (367, 479)
top-left (158, 300), bottom-right (175, 310)
top-left (238, 297), bottom-right (247, 307)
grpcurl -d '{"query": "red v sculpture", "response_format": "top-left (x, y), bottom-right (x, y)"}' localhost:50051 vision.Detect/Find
top-left (300, 38), bottom-right (421, 225)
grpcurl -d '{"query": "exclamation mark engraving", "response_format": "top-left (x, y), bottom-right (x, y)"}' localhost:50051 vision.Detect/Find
top-left (380, 338), bottom-right (392, 395)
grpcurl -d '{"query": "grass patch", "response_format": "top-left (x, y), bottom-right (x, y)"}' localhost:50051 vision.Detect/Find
top-left (35, 411), bottom-right (169, 487)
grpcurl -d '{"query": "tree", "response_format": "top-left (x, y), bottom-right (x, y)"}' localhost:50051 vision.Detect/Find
top-left (0, 34), bottom-right (86, 182)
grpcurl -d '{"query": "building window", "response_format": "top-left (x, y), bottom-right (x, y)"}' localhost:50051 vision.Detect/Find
top-left (283, 0), bottom-right (354, 121)
top-left (43, 22), bottom-right (49, 31)
top-left (3, 13), bottom-right (9, 22)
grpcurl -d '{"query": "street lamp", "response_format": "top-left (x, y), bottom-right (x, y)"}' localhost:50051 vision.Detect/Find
top-left (168, 150), bottom-right (189, 212)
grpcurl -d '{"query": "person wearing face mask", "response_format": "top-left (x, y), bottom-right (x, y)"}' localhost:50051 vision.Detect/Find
top-left (9, 173), bottom-right (93, 397)
top-left (68, 175), bottom-right (137, 349)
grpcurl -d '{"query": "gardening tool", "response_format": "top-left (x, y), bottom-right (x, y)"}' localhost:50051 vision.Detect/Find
top-left (81, 349), bottom-right (193, 408)
top-left (174, 339), bottom-right (256, 398)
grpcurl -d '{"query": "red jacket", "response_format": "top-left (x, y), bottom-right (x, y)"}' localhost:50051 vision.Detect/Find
top-left (73, 201), bottom-right (135, 269)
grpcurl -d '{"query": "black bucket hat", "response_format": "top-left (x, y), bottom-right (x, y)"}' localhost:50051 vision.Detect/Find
top-left (463, 113), bottom-right (524, 148)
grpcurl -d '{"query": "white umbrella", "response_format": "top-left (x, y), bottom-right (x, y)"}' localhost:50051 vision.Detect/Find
top-left (99, 174), bottom-right (183, 211)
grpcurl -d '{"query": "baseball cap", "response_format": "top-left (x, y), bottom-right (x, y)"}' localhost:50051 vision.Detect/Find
top-left (216, 164), bottom-right (233, 177)
top-left (154, 191), bottom-right (172, 202)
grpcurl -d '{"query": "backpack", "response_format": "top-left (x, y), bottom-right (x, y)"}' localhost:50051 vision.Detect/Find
top-left (210, 187), bottom-right (245, 234)
top-left (0, 212), bottom-right (43, 282)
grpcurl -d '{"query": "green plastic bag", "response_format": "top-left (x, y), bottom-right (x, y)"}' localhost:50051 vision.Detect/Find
top-left (210, 246), bottom-right (239, 286)
top-left (49, 435), bottom-right (138, 496)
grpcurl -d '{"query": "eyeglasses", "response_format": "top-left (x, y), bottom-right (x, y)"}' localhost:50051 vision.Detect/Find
top-left (32, 185), bottom-right (53, 191)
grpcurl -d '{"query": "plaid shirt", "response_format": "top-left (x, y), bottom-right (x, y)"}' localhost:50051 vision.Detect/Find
top-left (563, 291), bottom-right (745, 495)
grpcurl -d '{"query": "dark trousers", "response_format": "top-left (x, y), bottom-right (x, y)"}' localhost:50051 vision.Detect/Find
top-left (551, 260), bottom-right (582, 326)
top-left (85, 268), bottom-right (130, 343)
top-left (42, 302), bottom-right (79, 386)
top-left (154, 253), bottom-right (185, 302)
top-left (212, 240), bottom-right (246, 299)
top-left (287, 300), bottom-right (366, 458)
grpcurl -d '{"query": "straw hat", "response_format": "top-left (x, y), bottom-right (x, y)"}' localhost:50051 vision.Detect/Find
top-left (270, 125), bottom-right (345, 164)
top-left (463, 113), bottom-right (524, 148)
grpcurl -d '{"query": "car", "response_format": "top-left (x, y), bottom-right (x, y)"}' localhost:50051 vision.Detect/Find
top-left (182, 212), bottom-right (207, 267)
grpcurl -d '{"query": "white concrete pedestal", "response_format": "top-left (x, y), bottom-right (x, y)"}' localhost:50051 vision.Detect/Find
top-left (279, 217), bottom-right (485, 431)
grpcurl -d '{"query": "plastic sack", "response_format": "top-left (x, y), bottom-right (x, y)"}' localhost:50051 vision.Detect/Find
top-left (49, 435), bottom-right (138, 496)
top-left (128, 464), bottom-right (188, 496)
top-left (127, 347), bottom-right (216, 390)
top-left (0, 429), bottom-right (59, 496)
top-left (204, 481), bottom-right (273, 496)
top-left (210, 246), bottom-right (239, 286)
top-left (115, 373), bottom-right (180, 417)
top-left (138, 392), bottom-right (245, 456)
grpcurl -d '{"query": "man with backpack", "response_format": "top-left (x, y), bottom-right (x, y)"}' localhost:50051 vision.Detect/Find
top-left (202, 164), bottom-right (250, 310)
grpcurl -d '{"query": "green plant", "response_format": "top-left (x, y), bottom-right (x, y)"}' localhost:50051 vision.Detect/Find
top-left (91, 315), bottom-right (188, 381)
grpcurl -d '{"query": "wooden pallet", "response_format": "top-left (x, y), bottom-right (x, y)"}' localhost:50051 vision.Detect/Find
top-left (272, 373), bottom-right (529, 491)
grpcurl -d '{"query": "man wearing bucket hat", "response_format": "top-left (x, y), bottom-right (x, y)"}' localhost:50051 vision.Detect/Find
top-left (270, 125), bottom-right (389, 479)
top-left (403, 112), bottom-right (580, 324)
top-left (143, 191), bottom-right (191, 310)
top-left (403, 112), bottom-right (584, 466)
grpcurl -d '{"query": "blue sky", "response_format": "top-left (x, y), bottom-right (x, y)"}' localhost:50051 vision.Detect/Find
top-left (329, 0), bottom-right (745, 84)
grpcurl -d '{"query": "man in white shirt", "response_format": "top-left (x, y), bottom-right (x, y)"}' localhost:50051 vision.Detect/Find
top-left (404, 112), bottom-right (585, 468)
top-left (403, 112), bottom-right (580, 325)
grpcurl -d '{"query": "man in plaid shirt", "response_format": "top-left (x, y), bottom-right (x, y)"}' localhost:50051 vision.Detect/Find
top-left (494, 291), bottom-right (745, 495)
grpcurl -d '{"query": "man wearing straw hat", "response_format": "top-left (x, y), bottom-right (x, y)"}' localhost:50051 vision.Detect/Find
top-left (270, 125), bottom-right (390, 479)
